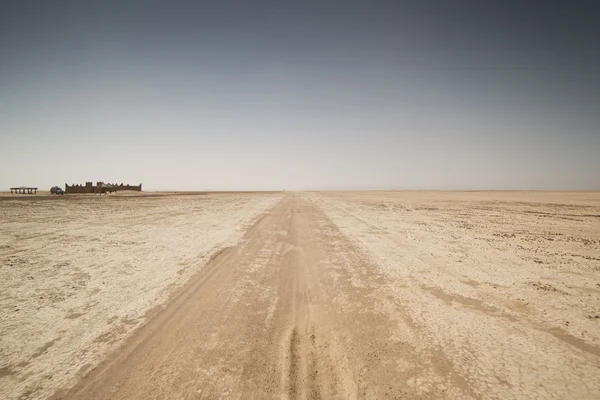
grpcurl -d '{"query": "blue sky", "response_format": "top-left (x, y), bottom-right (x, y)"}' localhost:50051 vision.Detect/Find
top-left (1, 1), bottom-right (599, 190)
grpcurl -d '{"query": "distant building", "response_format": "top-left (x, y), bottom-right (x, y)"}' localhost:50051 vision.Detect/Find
top-left (65, 182), bottom-right (142, 194)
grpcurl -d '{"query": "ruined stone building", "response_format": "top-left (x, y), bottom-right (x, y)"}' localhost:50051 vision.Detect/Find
top-left (65, 182), bottom-right (142, 194)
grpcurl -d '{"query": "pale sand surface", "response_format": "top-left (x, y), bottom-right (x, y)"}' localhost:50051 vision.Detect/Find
top-left (309, 191), bottom-right (600, 398)
top-left (1, 191), bottom-right (599, 399)
top-left (0, 193), bottom-right (282, 399)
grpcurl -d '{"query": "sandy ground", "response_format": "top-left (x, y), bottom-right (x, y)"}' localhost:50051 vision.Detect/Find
top-left (0, 192), bottom-right (282, 399)
top-left (309, 191), bottom-right (600, 399)
top-left (1, 191), bottom-right (599, 399)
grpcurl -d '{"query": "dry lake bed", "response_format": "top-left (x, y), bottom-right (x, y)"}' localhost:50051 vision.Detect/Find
top-left (1, 191), bottom-right (599, 399)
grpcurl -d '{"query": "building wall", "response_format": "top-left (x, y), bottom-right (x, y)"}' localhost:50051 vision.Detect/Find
top-left (110, 183), bottom-right (142, 192)
top-left (65, 182), bottom-right (94, 194)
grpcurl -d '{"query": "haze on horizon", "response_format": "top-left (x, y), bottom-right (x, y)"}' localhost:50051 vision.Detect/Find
top-left (1, 1), bottom-right (599, 191)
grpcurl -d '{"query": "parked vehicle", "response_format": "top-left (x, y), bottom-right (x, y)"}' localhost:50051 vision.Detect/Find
top-left (50, 186), bottom-right (64, 195)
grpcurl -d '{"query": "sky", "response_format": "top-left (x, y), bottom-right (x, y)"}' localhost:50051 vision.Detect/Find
top-left (1, 0), bottom-right (599, 191)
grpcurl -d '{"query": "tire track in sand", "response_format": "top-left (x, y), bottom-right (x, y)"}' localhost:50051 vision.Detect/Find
top-left (56, 193), bottom-right (436, 399)
top-left (55, 194), bottom-right (358, 399)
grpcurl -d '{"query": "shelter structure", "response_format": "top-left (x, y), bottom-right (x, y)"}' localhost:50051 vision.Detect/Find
top-left (10, 187), bottom-right (38, 194)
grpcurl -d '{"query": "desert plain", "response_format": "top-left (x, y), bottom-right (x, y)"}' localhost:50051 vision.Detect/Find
top-left (1, 191), bottom-right (599, 399)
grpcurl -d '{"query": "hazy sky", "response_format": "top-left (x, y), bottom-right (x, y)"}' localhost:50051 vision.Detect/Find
top-left (1, 1), bottom-right (599, 190)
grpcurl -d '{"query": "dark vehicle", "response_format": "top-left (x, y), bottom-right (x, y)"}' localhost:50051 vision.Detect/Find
top-left (50, 186), bottom-right (64, 195)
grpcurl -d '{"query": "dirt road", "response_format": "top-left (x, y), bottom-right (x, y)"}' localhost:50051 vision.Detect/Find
top-left (57, 193), bottom-right (600, 400)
